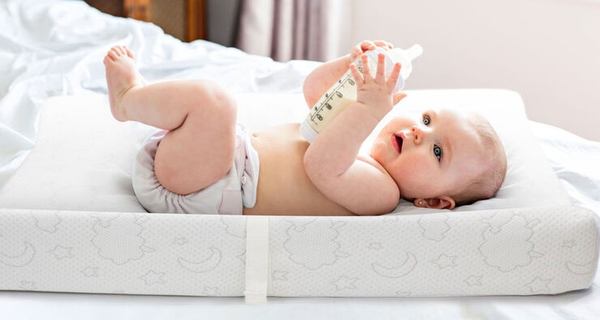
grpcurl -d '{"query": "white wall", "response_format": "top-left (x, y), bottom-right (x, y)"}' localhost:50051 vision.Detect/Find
top-left (345, 0), bottom-right (600, 141)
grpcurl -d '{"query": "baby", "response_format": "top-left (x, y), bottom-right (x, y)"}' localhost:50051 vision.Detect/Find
top-left (103, 41), bottom-right (507, 216)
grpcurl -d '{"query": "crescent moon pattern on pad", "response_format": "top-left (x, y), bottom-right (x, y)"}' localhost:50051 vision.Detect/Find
top-left (565, 260), bottom-right (596, 275)
top-left (177, 247), bottom-right (222, 273)
top-left (372, 252), bottom-right (417, 278)
top-left (0, 242), bottom-right (35, 267)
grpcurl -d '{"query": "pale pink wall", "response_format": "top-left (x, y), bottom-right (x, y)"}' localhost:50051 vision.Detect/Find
top-left (344, 0), bottom-right (600, 140)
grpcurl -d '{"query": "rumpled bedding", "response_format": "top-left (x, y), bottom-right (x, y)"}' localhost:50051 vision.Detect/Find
top-left (0, 0), bottom-right (317, 189)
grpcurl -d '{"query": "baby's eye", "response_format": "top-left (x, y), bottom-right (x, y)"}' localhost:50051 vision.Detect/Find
top-left (422, 114), bottom-right (431, 126)
top-left (433, 144), bottom-right (443, 162)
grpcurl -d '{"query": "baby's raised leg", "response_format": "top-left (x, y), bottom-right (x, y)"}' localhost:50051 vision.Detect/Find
top-left (104, 46), bottom-right (237, 195)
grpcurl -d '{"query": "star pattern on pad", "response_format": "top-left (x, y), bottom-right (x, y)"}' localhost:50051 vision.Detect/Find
top-left (431, 254), bottom-right (457, 269)
top-left (395, 290), bottom-right (412, 297)
top-left (368, 242), bottom-right (383, 250)
top-left (81, 266), bottom-right (99, 277)
top-left (272, 270), bottom-right (289, 281)
top-left (48, 245), bottom-right (74, 260)
top-left (34, 213), bottom-right (62, 233)
top-left (19, 280), bottom-right (36, 290)
top-left (139, 270), bottom-right (166, 286)
top-left (561, 240), bottom-right (576, 249)
top-left (172, 237), bottom-right (188, 246)
top-left (525, 277), bottom-right (552, 293)
top-left (332, 275), bottom-right (358, 291)
top-left (464, 275), bottom-right (483, 286)
top-left (236, 250), bottom-right (246, 264)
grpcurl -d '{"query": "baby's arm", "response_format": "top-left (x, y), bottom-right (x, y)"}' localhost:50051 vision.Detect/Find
top-left (303, 40), bottom-right (393, 107)
top-left (303, 54), bottom-right (405, 215)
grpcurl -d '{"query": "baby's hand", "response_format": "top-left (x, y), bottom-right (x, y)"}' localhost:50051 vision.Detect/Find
top-left (350, 40), bottom-right (394, 61)
top-left (349, 53), bottom-right (406, 120)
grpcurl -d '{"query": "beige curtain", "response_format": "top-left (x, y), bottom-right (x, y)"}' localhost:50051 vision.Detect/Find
top-left (236, 0), bottom-right (345, 61)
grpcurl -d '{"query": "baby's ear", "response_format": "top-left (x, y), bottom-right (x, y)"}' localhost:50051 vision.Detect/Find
top-left (414, 196), bottom-right (455, 209)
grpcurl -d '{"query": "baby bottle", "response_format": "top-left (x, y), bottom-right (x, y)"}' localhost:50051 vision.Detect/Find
top-left (300, 44), bottom-right (423, 143)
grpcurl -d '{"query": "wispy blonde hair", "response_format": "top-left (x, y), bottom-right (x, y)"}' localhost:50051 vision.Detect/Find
top-left (451, 113), bottom-right (507, 206)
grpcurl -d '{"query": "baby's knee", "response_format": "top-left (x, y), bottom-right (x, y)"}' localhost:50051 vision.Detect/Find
top-left (211, 85), bottom-right (237, 121)
top-left (191, 81), bottom-right (237, 123)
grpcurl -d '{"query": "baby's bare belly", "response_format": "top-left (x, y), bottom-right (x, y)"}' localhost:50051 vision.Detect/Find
top-left (243, 123), bottom-right (353, 216)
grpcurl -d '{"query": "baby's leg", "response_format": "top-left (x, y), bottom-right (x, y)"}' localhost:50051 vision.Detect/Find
top-left (104, 46), bottom-right (237, 195)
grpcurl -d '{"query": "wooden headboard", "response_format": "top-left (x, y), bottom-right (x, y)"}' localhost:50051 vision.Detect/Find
top-left (85, 0), bottom-right (205, 41)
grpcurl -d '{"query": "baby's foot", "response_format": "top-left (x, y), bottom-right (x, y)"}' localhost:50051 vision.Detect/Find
top-left (103, 45), bottom-right (143, 121)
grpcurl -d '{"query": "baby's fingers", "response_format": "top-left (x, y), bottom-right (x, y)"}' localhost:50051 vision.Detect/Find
top-left (360, 40), bottom-right (376, 52)
top-left (361, 54), bottom-right (373, 82)
top-left (375, 53), bottom-right (386, 83)
top-left (349, 63), bottom-right (363, 86)
top-left (373, 40), bottom-right (394, 50)
top-left (350, 44), bottom-right (362, 60)
top-left (386, 63), bottom-right (402, 91)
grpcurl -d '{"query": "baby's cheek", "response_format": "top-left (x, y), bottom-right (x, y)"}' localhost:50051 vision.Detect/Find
top-left (398, 153), bottom-right (426, 173)
top-left (393, 157), bottom-right (426, 185)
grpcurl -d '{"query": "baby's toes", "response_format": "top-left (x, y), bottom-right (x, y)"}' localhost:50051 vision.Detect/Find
top-left (124, 47), bottom-right (135, 59)
top-left (115, 46), bottom-right (126, 56)
top-left (106, 49), bottom-right (118, 61)
top-left (108, 47), bottom-right (119, 57)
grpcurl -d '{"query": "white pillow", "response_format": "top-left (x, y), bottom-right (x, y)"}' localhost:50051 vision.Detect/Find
top-left (0, 90), bottom-right (569, 213)
top-left (383, 89), bottom-right (572, 213)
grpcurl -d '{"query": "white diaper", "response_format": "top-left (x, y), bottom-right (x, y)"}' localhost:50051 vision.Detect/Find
top-left (131, 125), bottom-right (260, 215)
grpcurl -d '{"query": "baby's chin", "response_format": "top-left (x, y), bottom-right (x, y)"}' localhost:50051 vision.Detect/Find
top-left (368, 139), bottom-right (389, 161)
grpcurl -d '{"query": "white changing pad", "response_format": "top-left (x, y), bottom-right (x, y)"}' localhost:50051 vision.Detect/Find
top-left (0, 205), bottom-right (596, 298)
top-left (0, 89), bottom-right (571, 214)
top-left (0, 89), bottom-right (597, 301)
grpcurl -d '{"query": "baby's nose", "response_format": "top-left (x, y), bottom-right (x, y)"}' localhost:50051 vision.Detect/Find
top-left (411, 127), bottom-right (424, 144)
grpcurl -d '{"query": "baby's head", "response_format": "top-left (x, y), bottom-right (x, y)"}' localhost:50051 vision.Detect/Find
top-left (370, 108), bottom-right (506, 209)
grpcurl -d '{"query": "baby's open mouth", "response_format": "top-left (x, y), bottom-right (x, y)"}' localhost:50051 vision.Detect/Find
top-left (393, 133), bottom-right (403, 154)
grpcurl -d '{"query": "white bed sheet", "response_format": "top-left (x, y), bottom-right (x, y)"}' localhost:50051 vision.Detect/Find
top-left (0, 0), bottom-right (316, 189)
top-left (1, 122), bottom-right (598, 319)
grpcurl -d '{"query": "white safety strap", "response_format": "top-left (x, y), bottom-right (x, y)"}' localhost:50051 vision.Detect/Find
top-left (244, 216), bottom-right (269, 304)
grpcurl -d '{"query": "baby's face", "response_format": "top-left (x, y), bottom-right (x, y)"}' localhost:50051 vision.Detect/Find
top-left (370, 108), bottom-right (487, 200)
